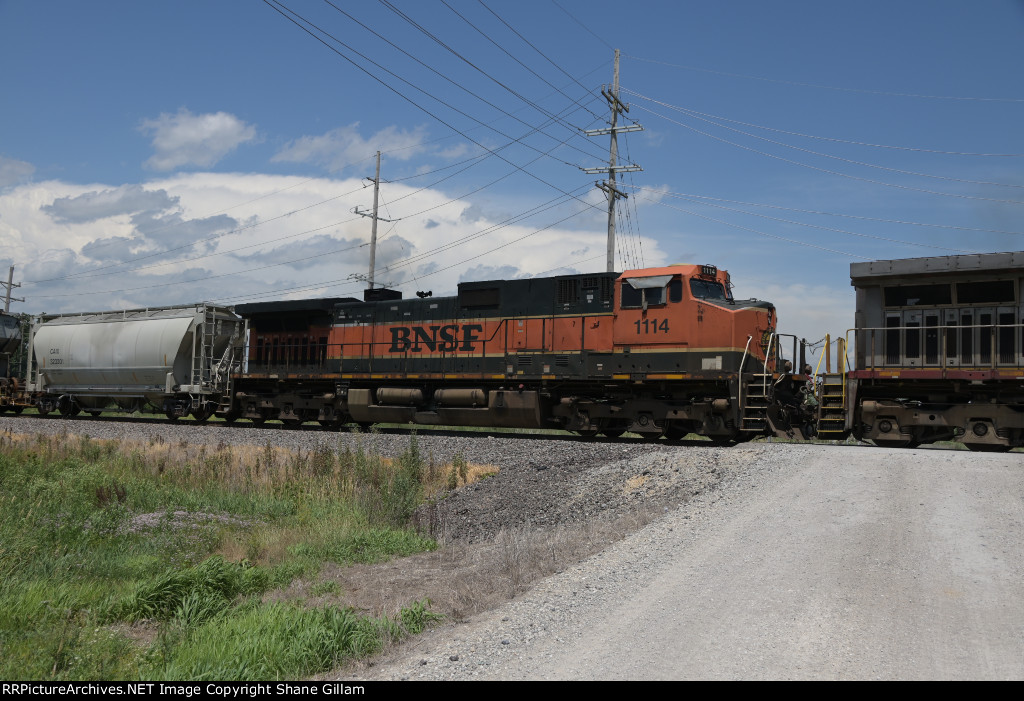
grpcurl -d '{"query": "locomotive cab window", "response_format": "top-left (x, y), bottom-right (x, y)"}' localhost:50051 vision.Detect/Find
top-left (689, 278), bottom-right (729, 301)
top-left (622, 275), bottom-right (673, 309)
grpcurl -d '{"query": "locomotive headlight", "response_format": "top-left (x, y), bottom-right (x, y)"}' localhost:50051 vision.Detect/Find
top-left (877, 419), bottom-right (893, 433)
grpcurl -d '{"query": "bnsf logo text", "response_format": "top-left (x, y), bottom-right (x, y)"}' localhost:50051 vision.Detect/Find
top-left (389, 324), bottom-right (484, 353)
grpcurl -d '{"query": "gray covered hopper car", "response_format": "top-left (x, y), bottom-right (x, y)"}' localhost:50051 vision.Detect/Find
top-left (27, 304), bottom-right (244, 419)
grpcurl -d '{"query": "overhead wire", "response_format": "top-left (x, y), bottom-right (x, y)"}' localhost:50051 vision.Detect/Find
top-left (633, 102), bottom-right (1024, 206)
top-left (264, 0), bottom-right (608, 217)
top-left (623, 91), bottom-right (1024, 190)
top-left (618, 90), bottom-right (1024, 158)
top-left (439, 0), bottom-right (605, 121)
top-left (323, 0), bottom-right (608, 166)
top-left (626, 187), bottom-right (1024, 238)
top-left (636, 189), bottom-right (980, 254)
top-left (621, 53), bottom-right (1024, 103)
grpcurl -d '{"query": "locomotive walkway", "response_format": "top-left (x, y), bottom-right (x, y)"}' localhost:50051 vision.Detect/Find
top-left (349, 444), bottom-right (1024, 680)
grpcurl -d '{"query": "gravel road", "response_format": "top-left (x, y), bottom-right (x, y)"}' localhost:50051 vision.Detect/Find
top-left (3, 416), bottom-right (1021, 679)
top-left (347, 443), bottom-right (1024, 681)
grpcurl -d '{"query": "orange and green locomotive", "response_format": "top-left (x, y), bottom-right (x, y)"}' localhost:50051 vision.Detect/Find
top-left (231, 263), bottom-right (777, 442)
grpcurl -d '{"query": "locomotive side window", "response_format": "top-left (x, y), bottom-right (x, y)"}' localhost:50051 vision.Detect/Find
top-left (669, 279), bottom-right (683, 303)
top-left (882, 284), bottom-right (951, 307)
top-left (621, 275), bottom-right (672, 309)
top-left (956, 280), bottom-right (1015, 304)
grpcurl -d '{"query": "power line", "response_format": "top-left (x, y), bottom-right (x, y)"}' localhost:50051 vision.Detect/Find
top-left (625, 186), bottom-right (1024, 238)
top-left (549, 0), bottom-right (614, 51)
top-left (372, 0), bottom-right (601, 156)
top-left (635, 103), bottom-right (1024, 206)
top-left (265, 0), bottom-right (606, 217)
top-left (620, 88), bottom-right (1024, 157)
top-left (639, 190), bottom-right (980, 254)
top-left (621, 53), bottom-right (1024, 103)
top-left (643, 197), bottom-right (871, 259)
top-left (626, 93), bottom-right (1024, 189)
top-left (439, 0), bottom-right (604, 121)
top-left (323, 0), bottom-right (607, 165)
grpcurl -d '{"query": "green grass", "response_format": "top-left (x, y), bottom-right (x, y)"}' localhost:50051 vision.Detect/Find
top-left (0, 429), bottom-right (444, 681)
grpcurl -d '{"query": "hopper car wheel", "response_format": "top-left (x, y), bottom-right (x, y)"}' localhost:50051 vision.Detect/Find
top-left (223, 414), bottom-right (238, 423)
top-left (250, 416), bottom-right (266, 426)
top-left (192, 407), bottom-right (214, 423)
top-left (574, 429), bottom-right (600, 439)
top-left (87, 411), bottom-right (101, 418)
top-left (641, 432), bottom-right (664, 442)
top-left (355, 422), bottom-right (374, 433)
top-left (282, 419), bottom-right (302, 429)
top-left (11, 407), bottom-right (23, 415)
top-left (38, 409), bottom-right (51, 417)
top-left (165, 412), bottom-right (179, 422)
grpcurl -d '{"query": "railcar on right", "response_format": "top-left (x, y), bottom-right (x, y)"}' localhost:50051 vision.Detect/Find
top-left (845, 251), bottom-right (1024, 451)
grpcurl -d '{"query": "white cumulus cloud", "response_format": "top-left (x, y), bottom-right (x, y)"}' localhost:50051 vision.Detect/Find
top-left (0, 156), bottom-right (35, 187)
top-left (140, 109), bottom-right (258, 171)
top-left (273, 123), bottom-right (429, 172)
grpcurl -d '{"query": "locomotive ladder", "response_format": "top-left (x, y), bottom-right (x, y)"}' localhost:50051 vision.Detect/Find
top-left (739, 374), bottom-right (772, 434)
top-left (815, 373), bottom-right (848, 436)
top-left (815, 337), bottom-right (849, 437)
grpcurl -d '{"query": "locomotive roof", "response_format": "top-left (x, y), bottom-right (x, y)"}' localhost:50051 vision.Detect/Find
top-left (234, 297), bottom-right (360, 317)
top-left (850, 251), bottom-right (1024, 284)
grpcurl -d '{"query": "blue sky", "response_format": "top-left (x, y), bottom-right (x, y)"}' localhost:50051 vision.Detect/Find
top-left (1, 0), bottom-right (1023, 351)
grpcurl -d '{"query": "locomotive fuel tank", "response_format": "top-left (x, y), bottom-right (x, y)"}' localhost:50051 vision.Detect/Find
top-left (27, 304), bottom-right (244, 415)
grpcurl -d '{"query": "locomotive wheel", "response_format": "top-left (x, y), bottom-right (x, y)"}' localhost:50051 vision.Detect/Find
top-left (873, 438), bottom-right (918, 449)
top-left (965, 443), bottom-right (1012, 453)
top-left (663, 424), bottom-right (689, 442)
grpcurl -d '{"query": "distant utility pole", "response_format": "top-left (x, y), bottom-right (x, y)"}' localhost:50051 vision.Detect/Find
top-left (353, 151), bottom-right (394, 289)
top-left (583, 48), bottom-right (643, 273)
top-left (2, 265), bottom-right (24, 312)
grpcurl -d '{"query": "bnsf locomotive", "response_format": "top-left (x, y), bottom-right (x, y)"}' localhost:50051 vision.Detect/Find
top-left (4, 252), bottom-right (1023, 451)
top-left (231, 264), bottom-right (776, 443)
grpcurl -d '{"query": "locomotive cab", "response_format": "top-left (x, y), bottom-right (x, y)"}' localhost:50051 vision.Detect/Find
top-left (613, 264), bottom-right (776, 376)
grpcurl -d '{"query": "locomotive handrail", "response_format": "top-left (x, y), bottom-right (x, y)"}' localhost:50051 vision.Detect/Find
top-left (739, 334), bottom-right (753, 375)
top-left (847, 322), bottom-right (1024, 372)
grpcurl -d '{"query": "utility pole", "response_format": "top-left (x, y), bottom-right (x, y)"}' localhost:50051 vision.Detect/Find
top-left (2, 265), bottom-right (24, 312)
top-left (583, 49), bottom-right (643, 272)
top-left (353, 151), bottom-right (394, 289)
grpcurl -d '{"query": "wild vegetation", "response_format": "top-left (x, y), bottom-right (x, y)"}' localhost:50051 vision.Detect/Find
top-left (0, 428), bottom-right (491, 680)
